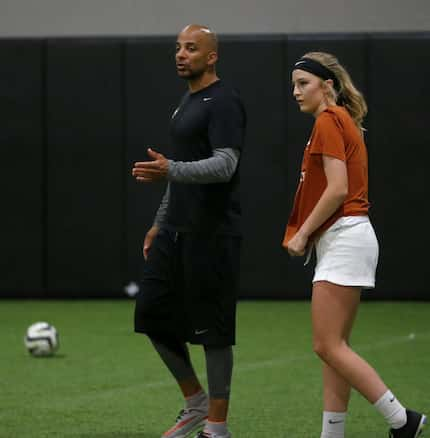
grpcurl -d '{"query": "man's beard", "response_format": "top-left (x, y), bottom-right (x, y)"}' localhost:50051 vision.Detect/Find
top-left (178, 67), bottom-right (206, 81)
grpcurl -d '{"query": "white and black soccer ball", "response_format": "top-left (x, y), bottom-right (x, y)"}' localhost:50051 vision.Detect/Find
top-left (24, 322), bottom-right (59, 357)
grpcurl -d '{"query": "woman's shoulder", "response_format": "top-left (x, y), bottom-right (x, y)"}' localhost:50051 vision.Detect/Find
top-left (322, 105), bottom-right (349, 120)
top-left (315, 106), bottom-right (345, 130)
top-left (319, 106), bottom-right (364, 144)
top-left (319, 106), bottom-right (359, 131)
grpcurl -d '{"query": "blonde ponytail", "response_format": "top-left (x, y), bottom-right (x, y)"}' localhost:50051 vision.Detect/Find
top-left (302, 52), bottom-right (368, 130)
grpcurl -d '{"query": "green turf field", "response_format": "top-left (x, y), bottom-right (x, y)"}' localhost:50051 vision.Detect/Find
top-left (0, 300), bottom-right (428, 437)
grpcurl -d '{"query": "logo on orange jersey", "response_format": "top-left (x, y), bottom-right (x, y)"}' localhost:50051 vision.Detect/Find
top-left (300, 171), bottom-right (305, 183)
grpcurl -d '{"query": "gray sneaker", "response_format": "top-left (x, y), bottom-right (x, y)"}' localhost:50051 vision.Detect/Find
top-left (161, 407), bottom-right (208, 438)
top-left (194, 431), bottom-right (231, 438)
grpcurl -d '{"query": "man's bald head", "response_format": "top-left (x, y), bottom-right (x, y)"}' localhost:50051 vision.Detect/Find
top-left (175, 24), bottom-right (219, 86)
top-left (178, 24), bottom-right (218, 53)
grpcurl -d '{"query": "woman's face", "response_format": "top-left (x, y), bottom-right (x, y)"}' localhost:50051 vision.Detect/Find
top-left (292, 69), bottom-right (331, 116)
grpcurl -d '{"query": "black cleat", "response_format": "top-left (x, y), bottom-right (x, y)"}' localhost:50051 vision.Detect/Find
top-left (389, 409), bottom-right (427, 438)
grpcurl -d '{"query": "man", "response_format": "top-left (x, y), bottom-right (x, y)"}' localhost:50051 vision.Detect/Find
top-left (132, 24), bottom-right (246, 438)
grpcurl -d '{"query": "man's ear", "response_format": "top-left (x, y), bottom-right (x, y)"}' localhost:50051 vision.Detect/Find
top-left (207, 51), bottom-right (218, 66)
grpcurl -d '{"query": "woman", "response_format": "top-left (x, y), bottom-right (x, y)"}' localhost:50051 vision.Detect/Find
top-left (283, 52), bottom-right (426, 438)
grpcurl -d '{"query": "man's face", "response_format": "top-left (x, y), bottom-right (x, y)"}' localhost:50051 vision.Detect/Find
top-left (175, 29), bottom-right (216, 79)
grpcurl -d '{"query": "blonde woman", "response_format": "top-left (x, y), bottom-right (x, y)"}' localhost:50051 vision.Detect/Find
top-left (283, 52), bottom-right (426, 438)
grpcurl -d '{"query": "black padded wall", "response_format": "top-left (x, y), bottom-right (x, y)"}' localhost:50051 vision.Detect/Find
top-left (0, 40), bottom-right (44, 296)
top-left (45, 39), bottom-right (124, 296)
top-left (284, 34), bottom-right (369, 298)
top-left (0, 32), bottom-right (429, 299)
top-left (124, 37), bottom-right (183, 287)
top-left (366, 34), bottom-right (430, 299)
top-left (218, 35), bottom-right (291, 297)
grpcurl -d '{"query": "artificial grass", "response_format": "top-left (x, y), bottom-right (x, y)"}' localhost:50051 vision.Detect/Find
top-left (0, 300), bottom-right (428, 437)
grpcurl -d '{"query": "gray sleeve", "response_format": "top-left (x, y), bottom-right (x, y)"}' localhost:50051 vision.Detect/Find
top-left (153, 183), bottom-right (170, 227)
top-left (167, 147), bottom-right (240, 184)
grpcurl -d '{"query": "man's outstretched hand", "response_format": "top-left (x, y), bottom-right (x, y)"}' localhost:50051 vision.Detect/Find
top-left (132, 148), bottom-right (169, 182)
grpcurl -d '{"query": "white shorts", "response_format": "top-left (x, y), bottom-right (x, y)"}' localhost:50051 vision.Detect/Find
top-left (313, 216), bottom-right (379, 289)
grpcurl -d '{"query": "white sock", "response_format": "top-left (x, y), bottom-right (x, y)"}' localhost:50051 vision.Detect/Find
top-left (185, 389), bottom-right (208, 409)
top-left (373, 390), bottom-right (407, 429)
top-left (321, 411), bottom-right (346, 438)
top-left (205, 420), bottom-right (228, 436)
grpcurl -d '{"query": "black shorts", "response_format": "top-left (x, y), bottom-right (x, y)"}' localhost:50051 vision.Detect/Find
top-left (134, 229), bottom-right (241, 346)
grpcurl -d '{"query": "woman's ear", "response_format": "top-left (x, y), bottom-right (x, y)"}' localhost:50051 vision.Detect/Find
top-left (324, 79), bottom-right (334, 90)
top-left (323, 79), bottom-right (337, 101)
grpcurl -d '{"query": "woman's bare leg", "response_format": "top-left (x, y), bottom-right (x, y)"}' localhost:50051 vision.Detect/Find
top-left (312, 281), bottom-right (387, 404)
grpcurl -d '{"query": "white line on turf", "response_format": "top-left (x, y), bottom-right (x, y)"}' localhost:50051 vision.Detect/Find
top-left (23, 330), bottom-right (430, 408)
top-left (141, 330), bottom-right (430, 388)
top-left (234, 331), bottom-right (430, 373)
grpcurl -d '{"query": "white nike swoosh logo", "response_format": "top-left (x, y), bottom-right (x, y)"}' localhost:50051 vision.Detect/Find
top-left (194, 329), bottom-right (209, 335)
top-left (295, 60), bottom-right (306, 66)
top-left (203, 97), bottom-right (212, 102)
top-left (172, 107), bottom-right (180, 118)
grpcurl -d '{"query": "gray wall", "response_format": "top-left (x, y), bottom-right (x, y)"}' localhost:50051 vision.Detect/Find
top-left (1, 0), bottom-right (429, 37)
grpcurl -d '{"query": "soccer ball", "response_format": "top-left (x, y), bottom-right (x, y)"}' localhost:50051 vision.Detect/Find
top-left (24, 322), bottom-right (59, 357)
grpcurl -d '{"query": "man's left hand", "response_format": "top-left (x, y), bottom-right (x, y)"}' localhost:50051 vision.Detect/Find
top-left (132, 148), bottom-right (169, 182)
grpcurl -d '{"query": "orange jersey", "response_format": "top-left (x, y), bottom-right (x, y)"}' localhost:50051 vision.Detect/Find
top-left (283, 106), bottom-right (370, 247)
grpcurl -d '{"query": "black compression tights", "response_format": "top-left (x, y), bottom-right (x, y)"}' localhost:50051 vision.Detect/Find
top-left (150, 336), bottom-right (233, 400)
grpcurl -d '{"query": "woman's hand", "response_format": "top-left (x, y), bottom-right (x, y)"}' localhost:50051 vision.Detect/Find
top-left (287, 231), bottom-right (308, 257)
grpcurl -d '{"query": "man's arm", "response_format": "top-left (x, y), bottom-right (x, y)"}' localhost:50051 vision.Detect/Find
top-left (132, 147), bottom-right (240, 184)
top-left (153, 183), bottom-right (170, 227)
top-left (168, 147), bottom-right (240, 183)
top-left (141, 185), bottom-right (169, 260)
